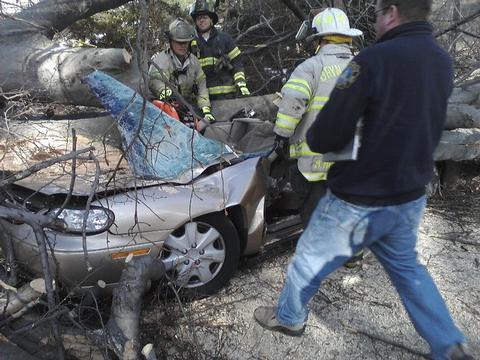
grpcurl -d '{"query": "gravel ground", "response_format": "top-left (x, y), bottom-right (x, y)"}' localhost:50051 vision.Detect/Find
top-left (142, 186), bottom-right (480, 360)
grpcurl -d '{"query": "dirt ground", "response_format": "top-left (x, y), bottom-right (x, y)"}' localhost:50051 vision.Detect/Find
top-left (2, 169), bottom-right (480, 360)
top-left (140, 172), bottom-right (480, 360)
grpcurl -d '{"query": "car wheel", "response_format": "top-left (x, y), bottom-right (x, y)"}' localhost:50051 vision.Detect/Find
top-left (161, 213), bottom-right (240, 295)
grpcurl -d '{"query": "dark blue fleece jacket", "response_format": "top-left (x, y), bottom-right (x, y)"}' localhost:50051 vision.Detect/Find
top-left (306, 21), bottom-right (453, 205)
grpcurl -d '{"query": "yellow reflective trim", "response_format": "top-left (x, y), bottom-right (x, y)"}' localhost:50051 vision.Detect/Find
top-left (196, 72), bottom-right (206, 81)
top-left (276, 113), bottom-right (300, 130)
top-left (234, 72), bottom-right (246, 81)
top-left (320, 65), bottom-right (343, 82)
top-left (199, 57), bottom-right (216, 66)
top-left (308, 104), bottom-right (325, 111)
top-left (283, 84), bottom-right (311, 98)
top-left (277, 112), bottom-right (301, 125)
top-left (313, 159), bottom-right (333, 171)
top-left (301, 172), bottom-right (328, 181)
top-left (290, 141), bottom-right (320, 157)
top-left (307, 96), bottom-right (329, 111)
top-left (228, 47), bottom-right (241, 60)
top-left (287, 78), bottom-right (312, 93)
top-left (275, 122), bottom-right (295, 131)
top-left (208, 85), bottom-right (236, 95)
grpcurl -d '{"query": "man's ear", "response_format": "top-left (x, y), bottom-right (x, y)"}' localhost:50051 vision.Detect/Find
top-left (386, 4), bottom-right (402, 26)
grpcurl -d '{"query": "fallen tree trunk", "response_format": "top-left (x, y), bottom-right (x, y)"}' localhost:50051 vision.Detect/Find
top-left (0, 278), bottom-right (47, 317)
top-left (103, 255), bottom-right (165, 360)
top-left (434, 128), bottom-right (480, 161)
top-left (445, 83), bottom-right (480, 129)
top-left (0, 0), bottom-right (140, 106)
top-left (217, 84), bottom-right (480, 130)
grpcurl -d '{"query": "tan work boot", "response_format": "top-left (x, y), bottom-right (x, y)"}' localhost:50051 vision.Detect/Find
top-left (253, 306), bottom-right (305, 337)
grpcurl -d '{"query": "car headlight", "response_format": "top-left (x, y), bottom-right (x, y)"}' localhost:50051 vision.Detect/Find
top-left (49, 207), bottom-right (114, 234)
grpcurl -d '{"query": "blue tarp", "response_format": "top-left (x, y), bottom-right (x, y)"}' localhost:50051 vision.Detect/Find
top-left (83, 70), bottom-right (233, 181)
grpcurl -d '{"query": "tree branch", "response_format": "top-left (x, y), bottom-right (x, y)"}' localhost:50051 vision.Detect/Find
top-left (4, 0), bottom-right (133, 38)
top-left (278, 0), bottom-right (306, 21)
top-left (0, 146), bottom-right (94, 188)
top-left (435, 8), bottom-right (480, 38)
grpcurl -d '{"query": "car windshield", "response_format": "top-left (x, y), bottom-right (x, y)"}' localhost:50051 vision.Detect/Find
top-left (84, 71), bottom-right (234, 184)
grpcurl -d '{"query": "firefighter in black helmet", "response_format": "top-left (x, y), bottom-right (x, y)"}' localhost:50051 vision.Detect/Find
top-left (189, 0), bottom-right (250, 100)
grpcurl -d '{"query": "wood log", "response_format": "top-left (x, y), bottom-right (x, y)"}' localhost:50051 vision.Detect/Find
top-left (445, 83), bottom-right (480, 129)
top-left (0, 278), bottom-right (46, 317)
top-left (0, 0), bottom-right (140, 106)
top-left (434, 128), bottom-right (480, 161)
top-left (0, 44), bottom-right (139, 106)
top-left (105, 255), bottom-right (164, 359)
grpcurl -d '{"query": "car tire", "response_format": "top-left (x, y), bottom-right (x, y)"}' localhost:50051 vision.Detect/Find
top-left (161, 213), bottom-right (240, 296)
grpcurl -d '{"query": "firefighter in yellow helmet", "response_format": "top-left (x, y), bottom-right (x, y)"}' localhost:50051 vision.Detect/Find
top-left (189, 0), bottom-right (250, 100)
top-left (273, 8), bottom-right (363, 266)
top-left (148, 17), bottom-right (215, 125)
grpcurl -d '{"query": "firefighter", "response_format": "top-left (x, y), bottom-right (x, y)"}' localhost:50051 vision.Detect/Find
top-left (148, 18), bottom-right (215, 126)
top-left (189, 0), bottom-right (250, 100)
top-left (273, 8), bottom-right (363, 267)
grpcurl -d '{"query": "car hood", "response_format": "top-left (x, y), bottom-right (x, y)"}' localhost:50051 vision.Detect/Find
top-left (9, 152), bottom-right (241, 197)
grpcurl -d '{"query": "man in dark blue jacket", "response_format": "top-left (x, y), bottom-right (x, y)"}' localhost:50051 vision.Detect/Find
top-left (254, 1), bottom-right (472, 359)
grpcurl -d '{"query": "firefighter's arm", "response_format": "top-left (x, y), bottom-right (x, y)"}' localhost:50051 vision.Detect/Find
top-left (224, 34), bottom-right (249, 96)
top-left (274, 61), bottom-right (315, 139)
top-left (148, 58), bottom-right (173, 100)
top-left (307, 59), bottom-right (372, 154)
top-left (149, 69), bottom-right (172, 99)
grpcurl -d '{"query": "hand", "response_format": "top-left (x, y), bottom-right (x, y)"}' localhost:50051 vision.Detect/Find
top-left (204, 112), bottom-right (216, 123)
top-left (202, 107), bottom-right (216, 124)
top-left (274, 134), bottom-right (289, 158)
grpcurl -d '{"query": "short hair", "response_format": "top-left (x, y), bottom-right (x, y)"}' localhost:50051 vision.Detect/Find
top-left (378, 0), bottom-right (432, 21)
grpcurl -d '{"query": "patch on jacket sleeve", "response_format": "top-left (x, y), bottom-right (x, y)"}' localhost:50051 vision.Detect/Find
top-left (335, 61), bottom-right (361, 89)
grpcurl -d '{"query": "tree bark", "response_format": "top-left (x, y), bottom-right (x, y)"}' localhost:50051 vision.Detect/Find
top-left (278, 0), bottom-right (306, 21)
top-left (445, 83), bottom-right (480, 129)
top-left (0, 278), bottom-right (47, 317)
top-left (434, 128), bottom-right (480, 161)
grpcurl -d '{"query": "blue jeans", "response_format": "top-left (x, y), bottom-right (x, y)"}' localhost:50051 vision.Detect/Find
top-left (276, 190), bottom-right (465, 359)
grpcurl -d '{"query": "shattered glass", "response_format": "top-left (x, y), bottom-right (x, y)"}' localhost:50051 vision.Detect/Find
top-left (84, 70), bottom-right (233, 183)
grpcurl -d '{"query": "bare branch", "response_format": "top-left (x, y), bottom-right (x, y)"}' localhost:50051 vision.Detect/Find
top-left (435, 8), bottom-right (480, 38)
top-left (0, 146), bottom-right (94, 187)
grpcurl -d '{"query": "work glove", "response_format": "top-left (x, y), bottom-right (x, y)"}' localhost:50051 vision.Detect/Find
top-left (157, 88), bottom-right (172, 100)
top-left (202, 107), bottom-right (216, 124)
top-left (274, 134), bottom-right (289, 159)
top-left (237, 82), bottom-right (250, 96)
